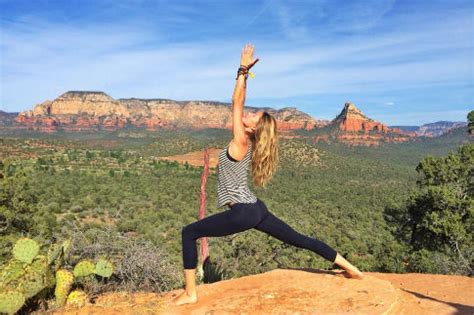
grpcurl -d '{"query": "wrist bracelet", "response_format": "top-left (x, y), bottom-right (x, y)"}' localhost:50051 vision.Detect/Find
top-left (236, 59), bottom-right (259, 80)
top-left (236, 66), bottom-right (249, 80)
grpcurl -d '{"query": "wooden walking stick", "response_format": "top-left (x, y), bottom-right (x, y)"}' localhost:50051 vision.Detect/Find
top-left (197, 147), bottom-right (210, 280)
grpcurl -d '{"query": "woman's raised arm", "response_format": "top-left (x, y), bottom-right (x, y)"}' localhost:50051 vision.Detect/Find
top-left (231, 43), bottom-right (259, 146)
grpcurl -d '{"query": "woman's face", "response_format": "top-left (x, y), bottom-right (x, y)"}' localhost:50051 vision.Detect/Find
top-left (243, 111), bottom-right (264, 132)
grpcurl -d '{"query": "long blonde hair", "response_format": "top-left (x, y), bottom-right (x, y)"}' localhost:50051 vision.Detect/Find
top-left (250, 112), bottom-right (279, 188)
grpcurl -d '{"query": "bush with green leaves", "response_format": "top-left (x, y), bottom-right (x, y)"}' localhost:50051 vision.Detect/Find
top-left (0, 161), bottom-right (57, 262)
top-left (467, 110), bottom-right (474, 134)
top-left (385, 143), bottom-right (473, 275)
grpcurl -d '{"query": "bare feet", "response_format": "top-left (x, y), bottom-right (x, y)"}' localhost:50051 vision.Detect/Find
top-left (172, 289), bottom-right (198, 306)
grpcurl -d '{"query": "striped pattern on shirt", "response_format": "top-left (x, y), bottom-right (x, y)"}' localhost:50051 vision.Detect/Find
top-left (216, 142), bottom-right (258, 209)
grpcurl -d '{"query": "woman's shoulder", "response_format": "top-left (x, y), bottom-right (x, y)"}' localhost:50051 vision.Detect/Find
top-left (228, 139), bottom-right (251, 161)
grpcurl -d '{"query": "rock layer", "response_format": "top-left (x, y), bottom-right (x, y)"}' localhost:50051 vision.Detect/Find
top-left (13, 91), bottom-right (322, 132)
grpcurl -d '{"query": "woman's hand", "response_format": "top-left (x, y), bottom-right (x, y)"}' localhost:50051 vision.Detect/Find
top-left (240, 43), bottom-right (259, 69)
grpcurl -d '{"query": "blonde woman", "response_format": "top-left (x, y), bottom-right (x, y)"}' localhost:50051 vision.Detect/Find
top-left (173, 43), bottom-right (364, 306)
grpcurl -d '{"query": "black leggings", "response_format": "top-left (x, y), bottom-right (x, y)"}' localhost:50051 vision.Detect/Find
top-left (181, 198), bottom-right (338, 269)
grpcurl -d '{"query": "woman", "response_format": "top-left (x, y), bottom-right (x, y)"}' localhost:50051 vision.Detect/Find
top-left (173, 43), bottom-right (364, 306)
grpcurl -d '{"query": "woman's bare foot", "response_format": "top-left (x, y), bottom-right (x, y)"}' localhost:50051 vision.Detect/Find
top-left (339, 269), bottom-right (364, 279)
top-left (333, 253), bottom-right (365, 280)
top-left (172, 289), bottom-right (198, 306)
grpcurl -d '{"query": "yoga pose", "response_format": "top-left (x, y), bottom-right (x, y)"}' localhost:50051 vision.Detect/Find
top-left (173, 43), bottom-right (364, 306)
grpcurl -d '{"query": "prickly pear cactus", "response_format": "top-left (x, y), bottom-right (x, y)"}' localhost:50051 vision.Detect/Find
top-left (43, 268), bottom-right (56, 289)
top-left (12, 238), bottom-right (40, 264)
top-left (17, 271), bottom-right (44, 299)
top-left (73, 273), bottom-right (98, 290)
top-left (73, 260), bottom-right (95, 278)
top-left (94, 258), bottom-right (113, 278)
top-left (47, 243), bottom-right (63, 266)
top-left (66, 289), bottom-right (88, 307)
top-left (54, 269), bottom-right (74, 307)
top-left (62, 239), bottom-right (72, 258)
top-left (15, 255), bottom-right (48, 299)
top-left (0, 260), bottom-right (26, 287)
top-left (27, 255), bottom-right (48, 277)
top-left (0, 290), bottom-right (26, 314)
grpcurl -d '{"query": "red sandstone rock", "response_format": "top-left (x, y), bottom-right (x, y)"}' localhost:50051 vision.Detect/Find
top-left (334, 102), bottom-right (388, 133)
top-left (315, 102), bottom-right (417, 146)
top-left (12, 91), bottom-right (323, 133)
top-left (49, 268), bottom-right (474, 315)
top-left (9, 93), bottom-right (420, 146)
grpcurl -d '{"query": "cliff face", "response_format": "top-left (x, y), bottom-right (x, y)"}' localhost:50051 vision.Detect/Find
top-left (313, 102), bottom-right (416, 146)
top-left (12, 91), bottom-right (322, 132)
top-left (5, 93), bottom-right (424, 146)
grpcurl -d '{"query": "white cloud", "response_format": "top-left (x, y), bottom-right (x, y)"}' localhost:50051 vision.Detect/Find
top-left (0, 1), bottom-right (472, 126)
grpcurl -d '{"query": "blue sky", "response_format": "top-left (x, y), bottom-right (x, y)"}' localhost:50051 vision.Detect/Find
top-left (0, 0), bottom-right (472, 125)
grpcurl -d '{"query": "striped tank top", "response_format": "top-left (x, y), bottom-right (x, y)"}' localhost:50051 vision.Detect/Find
top-left (216, 142), bottom-right (258, 209)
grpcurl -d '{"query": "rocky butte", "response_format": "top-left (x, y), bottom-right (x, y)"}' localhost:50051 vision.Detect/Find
top-left (312, 102), bottom-right (417, 146)
top-left (13, 91), bottom-right (325, 133)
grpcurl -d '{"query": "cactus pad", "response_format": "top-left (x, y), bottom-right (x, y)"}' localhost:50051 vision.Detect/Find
top-left (94, 258), bottom-right (114, 278)
top-left (73, 260), bottom-right (95, 278)
top-left (66, 289), bottom-right (88, 307)
top-left (12, 238), bottom-right (40, 264)
top-left (55, 269), bottom-right (74, 307)
top-left (17, 271), bottom-right (44, 299)
top-left (62, 239), bottom-right (72, 258)
top-left (47, 243), bottom-right (63, 266)
top-left (0, 290), bottom-right (26, 314)
top-left (0, 260), bottom-right (26, 287)
top-left (44, 269), bottom-right (56, 289)
top-left (28, 255), bottom-right (48, 274)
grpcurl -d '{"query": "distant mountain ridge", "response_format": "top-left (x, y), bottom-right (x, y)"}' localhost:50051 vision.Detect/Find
top-left (391, 121), bottom-right (468, 137)
top-left (10, 91), bottom-right (324, 133)
top-left (1, 91), bottom-right (469, 146)
top-left (0, 110), bottom-right (19, 127)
